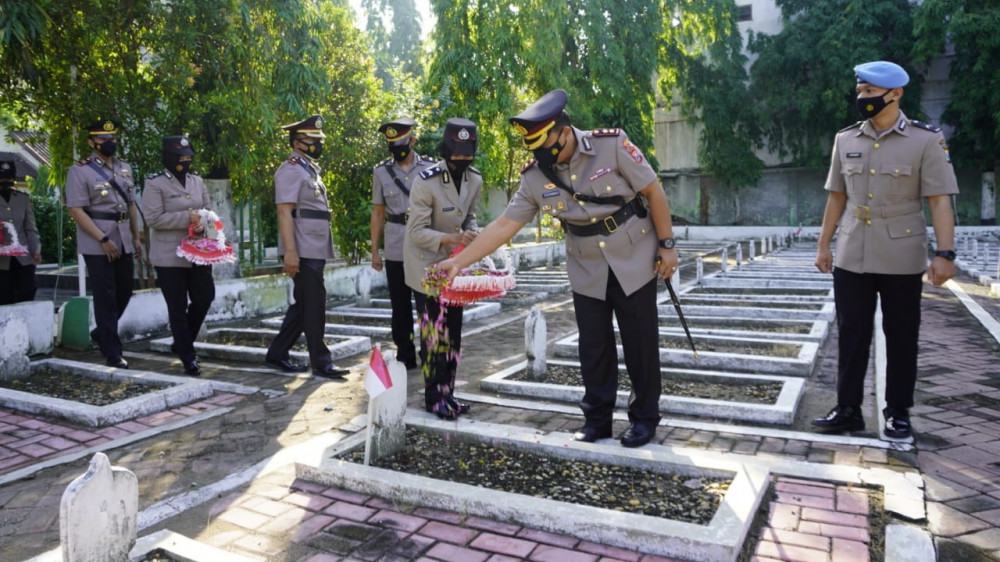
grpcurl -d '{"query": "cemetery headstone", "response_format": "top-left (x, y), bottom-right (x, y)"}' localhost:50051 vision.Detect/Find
top-left (736, 244), bottom-right (743, 269)
top-left (60, 452), bottom-right (138, 562)
top-left (0, 316), bottom-right (30, 381)
top-left (525, 306), bottom-right (547, 380)
top-left (356, 268), bottom-right (374, 308)
top-left (370, 352), bottom-right (408, 460)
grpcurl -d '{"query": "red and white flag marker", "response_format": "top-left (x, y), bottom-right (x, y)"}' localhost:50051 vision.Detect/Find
top-left (364, 345), bottom-right (393, 399)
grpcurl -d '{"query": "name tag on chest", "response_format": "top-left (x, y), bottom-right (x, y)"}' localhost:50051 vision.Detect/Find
top-left (846, 152), bottom-right (863, 158)
top-left (442, 206), bottom-right (455, 212)
top-left (542, 189), bottom-right (560, 198)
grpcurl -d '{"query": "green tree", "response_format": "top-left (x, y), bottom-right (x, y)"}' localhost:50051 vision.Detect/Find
top-left (362, 0), bottom-right (424, 90)
top-left (747, 0), bottom-right (920, 167)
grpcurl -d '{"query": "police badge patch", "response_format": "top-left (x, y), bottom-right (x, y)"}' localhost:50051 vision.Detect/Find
top-left (622, 139), bottom-right (644, 164)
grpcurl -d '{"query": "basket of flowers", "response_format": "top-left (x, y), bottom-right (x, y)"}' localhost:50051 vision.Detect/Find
top-left (176, 209), bottom-right (236, 265)
top-left (422, 246), bottom-right (516, 306)
top-left (0, 220), bottom-right (28, 257)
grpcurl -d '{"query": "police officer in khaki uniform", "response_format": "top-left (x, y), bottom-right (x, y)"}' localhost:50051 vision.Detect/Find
top-left (438, 90), bottom-right (679, 447)
top-left (813, 61), bottom-right (958, 439)
top-left (265, 115), bottom-right (349, 379)
top-left (65, 119), bottom-right (143, 368)
top-left (404, 117), bottom-right (480, 419)
top-left (143, 136), bottom-right (215, 376)
top-left (0, 160), bottom-right (41, 304)
top-left (371, 117), bottom-right (434, 369)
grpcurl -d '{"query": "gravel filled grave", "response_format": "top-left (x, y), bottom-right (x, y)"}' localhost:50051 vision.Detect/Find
top-left (0, 368), bottom-right (164, 406)
top-left (659, 319), bottom-right (811, 335)
top-left (325, 314), bottom-right (391, 328)
top-left (202, 330), bottom-right (338, 352)
top-left (343, 427), bottom-right (730, 524)
top-left (510, 364), bottom-right (782, 404)
top-left (656, 337), bottom-right (800, 357)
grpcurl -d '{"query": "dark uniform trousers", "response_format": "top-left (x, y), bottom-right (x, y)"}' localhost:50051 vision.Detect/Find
top-left (266, 257), bottom-right (331, 367)
top-left (573, 273), bottom-right (662, 426)
top-left (384, 259), bottom-right (419, 364)
top-left (84, 252), bottom-right (134, 359)
top-left (413, 291), bottom-right (463, 409)
top-left (156, 265), bottom-right (214, 363)
top-left (833, 267), bottom-right (922, 410)
top-left (0, 260), bottom-right (37, 304)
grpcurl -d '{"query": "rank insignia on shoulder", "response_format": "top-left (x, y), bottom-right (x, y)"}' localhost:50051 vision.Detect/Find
top-left (146, 170), bottom-right (165, 180)
top-left (592, 128), bottom-right (621, 137)
top-left (419, 166), bottom-right (445, 180)
top-left (468, 166), bottom-right (482, 175)
top-left (520, 158), bottom-right (536, 173)
top-left (288, 155), bottom-right (302, 164)
top-left (76, 158), bottom-right (92, 166)
top-left (838, 121), bottom-right (863, 133)
top-left (911, 120), bottom-right (941, 133)
top-left (379, 157), bottom-right (393, 167)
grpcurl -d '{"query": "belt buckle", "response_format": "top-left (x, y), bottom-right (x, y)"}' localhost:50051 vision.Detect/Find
top-left (118, 212), bottom-right (128, 223)
top-left (603, 215), bottom-right (618, 233)
top-left (855, 205), bottom-right (870, 222)
top-left (403, 213), bottom-right (409, 223)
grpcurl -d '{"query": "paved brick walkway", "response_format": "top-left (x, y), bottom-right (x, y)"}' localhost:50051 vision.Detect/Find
top-left (1, 270), bottom-right (999, 561)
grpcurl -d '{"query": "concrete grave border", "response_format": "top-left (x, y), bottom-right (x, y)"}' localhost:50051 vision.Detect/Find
top-left (657, 302), bottom-right (835, 322)
top-left (0, 358), bottom-right (214, 427)
top-left (653, 315), bottom-right (830, 342)
top-left (150, 328), bottom-right (371, 365)
top-left (296, 413), bottom-right (769, 562)
top-left (481, 359), bottom-right (805, 424)
top-left (332, 299), bottom-right (501, 321)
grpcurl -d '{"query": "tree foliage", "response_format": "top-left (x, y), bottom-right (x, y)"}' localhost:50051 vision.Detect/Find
top-left (913, 0), bottom-right (1000, 171)
top-left (747, 0), bottom-right (920, 167)
top-left (362, 0), bottom-right (425, 90)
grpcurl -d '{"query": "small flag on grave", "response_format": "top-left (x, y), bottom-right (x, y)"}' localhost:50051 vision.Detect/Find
top-left (364, 346), bottom-right (393, 399)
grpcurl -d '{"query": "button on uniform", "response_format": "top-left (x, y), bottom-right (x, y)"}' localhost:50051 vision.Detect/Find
top-left (598, 241), bottom-right (606, 248)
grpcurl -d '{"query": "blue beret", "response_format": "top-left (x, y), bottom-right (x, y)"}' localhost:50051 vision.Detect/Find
top-left (854, 61), bottom-right (909, 89)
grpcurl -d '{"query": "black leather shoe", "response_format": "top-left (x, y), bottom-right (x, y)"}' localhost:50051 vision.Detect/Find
top-left (265, 358), bottom-right (309, 373)
top-left (572, 424), bottom-right (613, 443)
top-left (445, 395), bottom-right (470, 414)
top-left (182, 358), bottom-right (201, 376)
top-left (883, 408), bottom-right (911, 439)
top-left (313, 364), bottom-right (349, 379)
top-left (106, 356), bottom-right (128, 369)
top-left (403, 360), bottom-right (418, 370)
top-left (812, 405), bottom-right (865, 433)
top-left (620, 423), bottom-right (656, 448)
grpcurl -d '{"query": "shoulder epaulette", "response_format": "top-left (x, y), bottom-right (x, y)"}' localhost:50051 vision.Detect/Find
top-left (189, 169), bottom-right (200, 176)
top-left (287, 155), bottom-right (302, 164)
top-left (520, 158), bottom-right (537, 174)
top-left (378, 157), bottom-right (393, 168)
top-left (146, 170), bottom-right (166, 180)
top-left (911, 120), bottom-right (941, 133)
top-left (468, 166), bottom-right (482, 176)
top-left (11, 188), bottom-right (26, 196)
top-left (838, 121), bottom-right (863, 133)
top-left (591, 128), bottom-right (621, 137)
top-left (76, 157), bottom-right (92, 167)
top-left (419, 166), bottom-right (445, 180)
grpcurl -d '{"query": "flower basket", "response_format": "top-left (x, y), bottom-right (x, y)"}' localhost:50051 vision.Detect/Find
top-left (423, 246), bottom-right (516, 306)
top-left (176, 210), bottom-right (235, 265)
top-left (0, 221), bottom-right (28, 257)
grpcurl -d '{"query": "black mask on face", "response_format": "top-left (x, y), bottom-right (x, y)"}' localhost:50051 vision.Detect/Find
top-left (856, 90), bottom-right (895, 120)
top-left (96, 140), bottom-right (117, 157)
top-left (390, 144), bottom-right (410, 162)
top-left (448, 158), bottom-right (471, 177)
top-left (0, 181), bottom-right (12, 191)
top-left (162, 154), bottom-right (192, 178)
top-left (533, 130), bottom-right (565, 169)
top-left (300, 139), bottom-right (323, 159)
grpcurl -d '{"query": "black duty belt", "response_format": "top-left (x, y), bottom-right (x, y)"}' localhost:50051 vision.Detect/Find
top-left (385, 212), bottom-right (408, 225)
top-left (86, 209), bottom-right (129, 223)
top-left (292, 209), bottom-right (331, 220)
top-left (564, 198), bottom-right (647, 237)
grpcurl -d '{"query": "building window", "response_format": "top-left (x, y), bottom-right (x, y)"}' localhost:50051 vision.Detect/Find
top-left (738, 4), bottom-right (752, 22)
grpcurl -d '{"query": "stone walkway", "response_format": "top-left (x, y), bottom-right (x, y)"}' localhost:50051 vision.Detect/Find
top-left (1, 267), bottom-right (999, 561)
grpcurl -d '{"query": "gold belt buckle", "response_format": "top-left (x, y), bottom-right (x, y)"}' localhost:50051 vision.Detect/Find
top-left (855, 205), bottom-right (871, 222)
top-left (118, 212), bottom-right (128, 223)
top-left (603, 216), bottom-right (618, 233)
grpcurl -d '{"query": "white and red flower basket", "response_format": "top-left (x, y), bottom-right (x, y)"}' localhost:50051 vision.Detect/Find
top-left (423, 246), bottom-right (516, 306)
top-left (0, 221), bottom-right (28, 257)
top-left (176, 210), bottom-right (236, 265)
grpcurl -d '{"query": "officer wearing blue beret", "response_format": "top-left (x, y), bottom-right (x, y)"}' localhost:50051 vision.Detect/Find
top-left (813, 61), bottom-right (958, 439)
top-left (438, 90), bottom-right (679, 447)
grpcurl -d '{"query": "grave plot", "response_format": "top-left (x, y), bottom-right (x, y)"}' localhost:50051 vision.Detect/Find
top-left (0, 358), bottom-right (213, 427)
top-left (512, 269), bottom-right (571, 294)
top-left (149, 328), bottom-right (370, 366)
top-left (683, 285), bottom-right (833, 301)
top-left (655, 315), bottom-right (829, 342)
top-left (297, 415), bottom-right (768, 562)
top-left (658, 299), bottom-right (835, 322)
top-left (956, 234), bottom-right (1000, 280)
top-left (481, 359), bottom-right (804, 424)
top-left (332, 298), bottom-right (501, 322)
top-left (555, 332), bottom-right (819, 376)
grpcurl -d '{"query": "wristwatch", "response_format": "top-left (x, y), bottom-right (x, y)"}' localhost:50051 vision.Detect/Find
top-left (934, 249), bottom-right (956, 261)
top-left (100, 235), bottom-right (110, 244)
top-left (658, 237), bottom-right (676, 250)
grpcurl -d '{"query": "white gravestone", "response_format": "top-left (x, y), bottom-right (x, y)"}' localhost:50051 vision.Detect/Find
top-left (369, 351), bottom-right (408, 460)
top-left (525, 306), bottom-right (547, 380)
top-left (356, 268), bottom-right (375, 308)
top-left (748, 239), bottom-right (755, 260)
top-left (0, 316), bottom-right (30, 381)
top-left (735, 244), bottom-right (743, 269)
top-left (61, 452), bottom-right (138, 562)
top-left (696, 256), bottom-right (704, 284)
top-left (720, 247), bottom-right (728, 275)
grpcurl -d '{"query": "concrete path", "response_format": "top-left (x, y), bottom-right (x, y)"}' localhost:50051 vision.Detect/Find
top-left (1, 267), bottom-right (999, 561)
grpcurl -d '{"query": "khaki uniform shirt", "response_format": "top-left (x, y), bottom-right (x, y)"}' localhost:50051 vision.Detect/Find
top-left (372, 153), bottom-right (435, 261)
top-left (275, 153), bottom-right (334, 260)
top-left (403, 166), bottom-right (481, 293)
top-left (142, 170), bottom-right (211, 268)
top-left (503, 127), bottom-right (659, 300)
top-left (825, 112), bottom-right (959, 275)
top-left (0, 189), bottom-right (41, 270)
top-left (65, 152), bottom-right (137, 255)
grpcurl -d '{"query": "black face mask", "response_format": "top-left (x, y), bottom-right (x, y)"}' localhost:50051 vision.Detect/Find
top-left (390, 144), bottom-right (410, 162)
top-left (533, 131), bottom-right (564, 169)
top-left (447, 159), bottom-right (471, 178)
top-left (300, 140), bottom-right (323, 159)
top-left (856, 90), bottom-right (895, 120)
top-left (0, 181), bottom-right (13, 191)
top-left (96, 140), bottom-right (117, 157)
